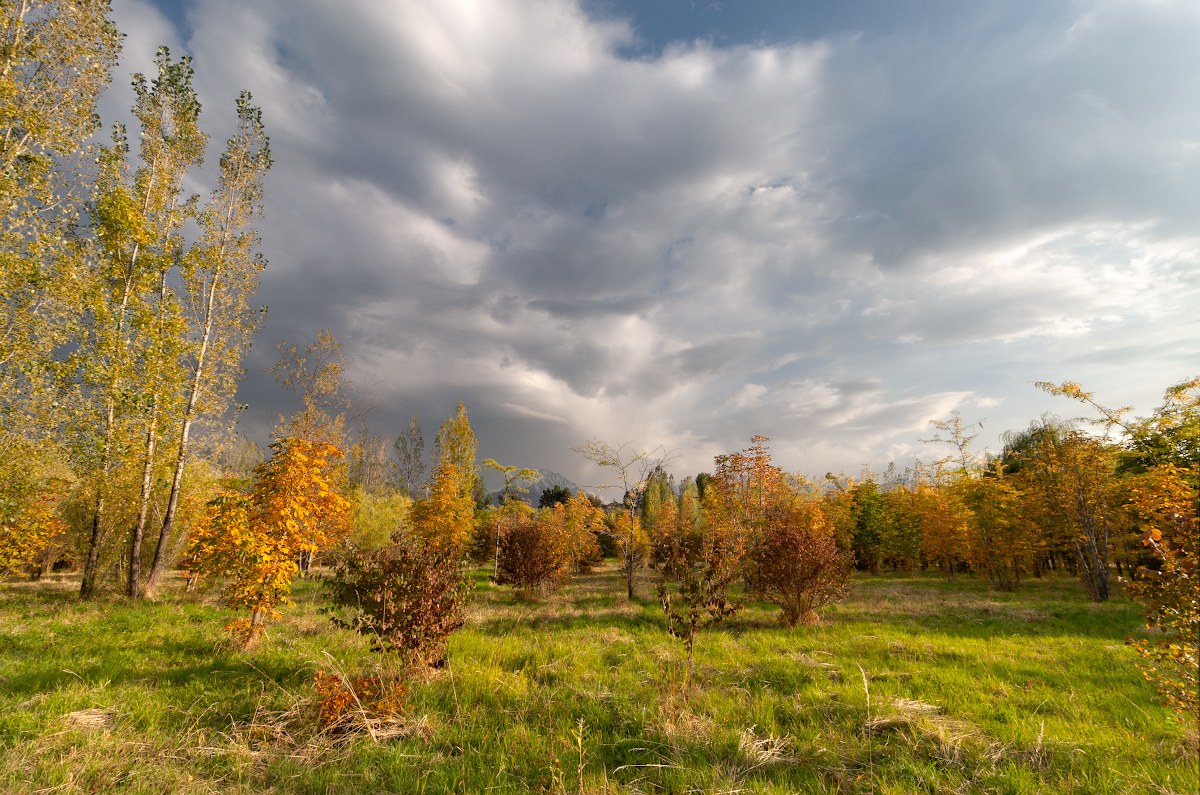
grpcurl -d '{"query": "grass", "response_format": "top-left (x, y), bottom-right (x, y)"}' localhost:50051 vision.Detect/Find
top-left (0, 563), bottom-right (1195, 794)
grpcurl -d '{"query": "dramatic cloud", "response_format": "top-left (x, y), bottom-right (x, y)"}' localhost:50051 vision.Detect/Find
top-left (114, 0), bottom-right (1200, 484)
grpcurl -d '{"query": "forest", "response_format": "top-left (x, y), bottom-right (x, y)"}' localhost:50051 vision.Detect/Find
top-left (0, 2), bottom-right (1197, 794)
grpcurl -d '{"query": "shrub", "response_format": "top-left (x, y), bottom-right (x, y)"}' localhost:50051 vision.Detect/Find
top-left (750, 501), bottom-right (853, 627)
top-left (495, 516), bottom-right (569, 597)
top-left (324, 539), bottom-right (473, 665)
top-left (312, 670), bottom-right (406, 732)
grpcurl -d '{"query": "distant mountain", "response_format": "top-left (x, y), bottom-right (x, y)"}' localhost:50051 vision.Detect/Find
top-left (488, 469), bottom-right (596, 506)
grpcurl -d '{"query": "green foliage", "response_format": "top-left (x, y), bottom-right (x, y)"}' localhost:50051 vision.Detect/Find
top-left (538, 485), bottom-right (570, 508)
top-left (347, 487), bottom-right (411, 552)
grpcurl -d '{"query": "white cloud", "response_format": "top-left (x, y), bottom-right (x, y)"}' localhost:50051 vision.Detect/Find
top-left (113, 0), bottom-right (1200, 480)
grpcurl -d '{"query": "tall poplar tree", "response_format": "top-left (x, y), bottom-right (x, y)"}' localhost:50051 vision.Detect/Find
top-left (143, 92), bottom-right (270, 596)
top-left (0, 0), bottom-right (119, 411)
top-left (78, 48), bottom-right (206, 598)
top-left (0, 1), bottom-right (119, 551)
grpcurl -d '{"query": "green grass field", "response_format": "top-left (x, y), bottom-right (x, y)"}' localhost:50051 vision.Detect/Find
top-left (0, 563), bottom-right (1195, 794)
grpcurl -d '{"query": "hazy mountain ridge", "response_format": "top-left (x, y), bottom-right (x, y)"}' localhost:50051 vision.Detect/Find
top-left (488, 469), bottom-right (596, 505)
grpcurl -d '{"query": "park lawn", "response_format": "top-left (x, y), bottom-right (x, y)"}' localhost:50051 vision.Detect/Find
top-left (0, 563), bottom-right (1195, 794)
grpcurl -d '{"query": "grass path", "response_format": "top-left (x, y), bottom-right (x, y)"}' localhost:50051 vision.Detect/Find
top-left (0, 564), bottom-right (1195, 793)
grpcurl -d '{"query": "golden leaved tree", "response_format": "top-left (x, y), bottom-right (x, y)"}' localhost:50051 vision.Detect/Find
top-left (185, 438), bottom-right (350, 643)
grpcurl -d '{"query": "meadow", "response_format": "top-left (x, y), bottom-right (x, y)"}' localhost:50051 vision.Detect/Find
top-left (0, 564), bottom-right (1195, 795)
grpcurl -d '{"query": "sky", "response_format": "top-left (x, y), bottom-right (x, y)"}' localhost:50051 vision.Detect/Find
top-left (107, 0), bottom-right (1200, 489)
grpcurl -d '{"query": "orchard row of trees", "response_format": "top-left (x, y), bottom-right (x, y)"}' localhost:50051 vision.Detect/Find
top-left (0, 2), bottom-right (272, 599)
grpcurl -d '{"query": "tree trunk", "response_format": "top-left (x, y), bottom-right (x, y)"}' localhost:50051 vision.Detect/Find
top-left (128, 403), bottom-right (159, 597)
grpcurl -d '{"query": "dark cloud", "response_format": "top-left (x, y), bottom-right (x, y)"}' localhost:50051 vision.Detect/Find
top-left (114, 0), bottom-right (1200, 480)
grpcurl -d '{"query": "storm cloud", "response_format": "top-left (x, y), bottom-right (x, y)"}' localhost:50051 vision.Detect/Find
top-left (110, 0), bottom-right (1200, 483)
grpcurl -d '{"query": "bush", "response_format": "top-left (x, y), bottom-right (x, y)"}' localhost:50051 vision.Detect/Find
top-left (312, 670), bottom-right (406, 732)
top-left (495, 516), bottom-right (569, 597)
top-left (750, 501), bottom-right (853, 627)
top-left (324, 539), bottom-right (473, 664)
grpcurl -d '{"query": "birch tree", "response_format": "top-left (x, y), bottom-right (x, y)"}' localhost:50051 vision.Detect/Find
top-left (572, 438), bottom-right (668, 600)
top-left (143, 92), bottom-right (270, 596)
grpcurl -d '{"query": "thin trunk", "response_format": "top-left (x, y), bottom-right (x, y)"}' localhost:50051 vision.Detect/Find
top-left (80, 242), bottom-right (141, 598)
top-left (127, 402), bottom-right (158, 597)
top-left (145, 266), bottom-right (221, 596)
top-left (130, 270), bottom-right (170, 598)
top-left (626, 504), bottom-right (636, 600)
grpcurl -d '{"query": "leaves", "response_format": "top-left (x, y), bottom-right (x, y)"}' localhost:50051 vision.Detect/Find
top-left (185, 438), bottom-right (351, 642)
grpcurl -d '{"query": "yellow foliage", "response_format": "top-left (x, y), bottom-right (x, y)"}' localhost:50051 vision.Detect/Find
top-left (185, 438), bottom-right (351, 641)
top-left (408, 460), bottom-right (475, 556)
top-left (0, 498), bottom-right (63, 581)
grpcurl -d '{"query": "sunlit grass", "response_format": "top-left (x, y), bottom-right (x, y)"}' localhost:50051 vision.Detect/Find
top-left (0, 564), bottom-right (1195, 794)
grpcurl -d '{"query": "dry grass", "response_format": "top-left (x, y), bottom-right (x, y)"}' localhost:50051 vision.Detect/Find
top-left (62, 708), bottom-right (116, 731)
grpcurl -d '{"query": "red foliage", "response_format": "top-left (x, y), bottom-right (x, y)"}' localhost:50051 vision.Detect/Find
top-left (749, 501), bottom-right (853, 627)
top-left (495, 515), bottom-right (570, 597)
top-left (324, 539), bottom-right (473, 664)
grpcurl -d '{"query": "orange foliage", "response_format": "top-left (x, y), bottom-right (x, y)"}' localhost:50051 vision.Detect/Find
top-left (185, 438), bottom-right (351, 642)
top-left (312, 670), bottom-right (406, 731)
top-left (551, 491), bottom-right (604, 574)
top-left (0, 495), bottom-right (65, 580)
top-left (1124, 465), bottom-right (1198, 722)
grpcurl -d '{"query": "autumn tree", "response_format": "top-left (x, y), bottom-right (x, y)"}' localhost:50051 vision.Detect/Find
top-left (76, 48), bottom-right (207, 598)
top-left (913, 481), bottom-right (969, 579)
top-left (0, 0), bottom-right (119, 436)
top-left (1124, 464), bottom-right (1198, 726)
top-left (433, 401), bottom-right (486, 507)
top-left (750, 500), bottom-right (852, 627)
top-left (408, 459), bottom-right (476, 557)
top-left (495, 515), bottom-right (570, 598)
top-left (957, 466), bottom-right (1029, 591)
top-left (651, 484), bottom-right (742, 661)
top-left (481, 459), bottom-right (538, 578)
top-left (551, 491), bottom-right (604, 574)
top-left (573, 438), bottom-right (668, 599)
top-left (186, 438), bottom-right (350, 643)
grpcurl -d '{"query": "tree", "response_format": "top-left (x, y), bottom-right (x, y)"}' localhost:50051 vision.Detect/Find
top-left (539, 485), bottom-right (571, 508)
top-left (77, 48), bottom-right (207, 599)
top-left (432, 401), bottom-right (486, 508)
top-left (958, 466), bottom-right (1028, 591)
top-left (849, 481), bottom-right (892, 575)
top-left (185, 438), bottom-right (351, 643)
top-left (495, 515), bottom-right (570, 598)
top-left (651, 486), bottom-right (742, 661)
top-left (325, 538), bottom-right (472, 665)
top-left (348, 426), bottom-right (393, 496)
top-left (393, 413), bottom-right (425, 498)
top-left (551, 491), bottom-right (604, 574)
top-left (0, 0), bottom-right (120, 432)
top-left (268, 330), bottom-right (352, 444)
top-left (914, 482), bottom-right (968, 580)
top-left (1124, 464), bottom-right (1198, 727)
top-left (750, 500), bottom-right (852, 627)
top-left (408, 459), bottom-right (475, 557)
top-left (145, 92), bottom-right (271, 596)
top-left (572, 438), bottom-right (669, 599)
top-left (481, 459), bottom-right (538, 579)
